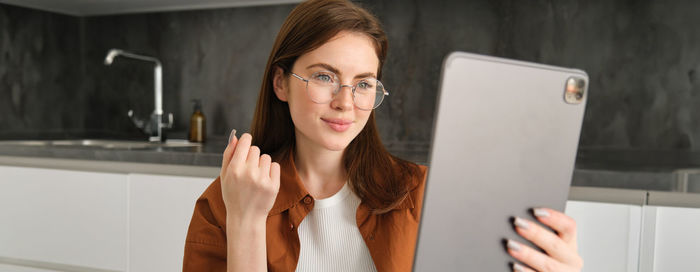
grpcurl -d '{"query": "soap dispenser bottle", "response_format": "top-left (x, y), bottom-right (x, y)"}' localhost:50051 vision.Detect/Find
top-left (189, 99), bottom-right (206, 143)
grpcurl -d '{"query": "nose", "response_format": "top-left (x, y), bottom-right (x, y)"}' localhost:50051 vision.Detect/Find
top-left (330, 84), bottom-right (354, 111)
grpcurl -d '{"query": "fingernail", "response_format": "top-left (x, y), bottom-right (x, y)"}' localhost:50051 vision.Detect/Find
top-left (514, 217), bottom-right (529, 230)
top-left (534, 208), bottom-right (550, 218)
top-left (507, 239), bottom-right (521, 252)
top-left (512, 262), bottom-right (526, 272)
top-left (228, 129), bottom-right (237, 143)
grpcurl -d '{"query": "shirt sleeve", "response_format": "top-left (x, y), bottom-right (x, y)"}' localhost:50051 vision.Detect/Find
top-left (183, 177), bottom-right (228, 272)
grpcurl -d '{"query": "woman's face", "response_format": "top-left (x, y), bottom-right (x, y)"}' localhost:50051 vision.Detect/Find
top-left (273, 31), bottom-right (379, 152)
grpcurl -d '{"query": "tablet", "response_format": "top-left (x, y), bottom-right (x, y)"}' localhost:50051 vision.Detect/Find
top-left (413, 52), bottom-right (588, 271)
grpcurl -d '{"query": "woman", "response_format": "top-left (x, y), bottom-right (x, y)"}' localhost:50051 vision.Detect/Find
top-left (184, 0), bottom-right (584, 271)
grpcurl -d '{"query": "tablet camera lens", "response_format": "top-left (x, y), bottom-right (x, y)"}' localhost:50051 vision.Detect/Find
top-left (564, 77), bottom-right (585, 104)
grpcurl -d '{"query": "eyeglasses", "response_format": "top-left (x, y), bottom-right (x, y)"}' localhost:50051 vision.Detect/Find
top-left (290, 71), bottom-right (389, 111)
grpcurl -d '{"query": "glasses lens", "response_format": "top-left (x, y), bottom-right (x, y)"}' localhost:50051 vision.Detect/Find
top-left (305, 71), bottom-right (386, 110)
top-left (353, 78), bottom-right (385, 110)
top-left (307, 72), bottom-right (338, 104)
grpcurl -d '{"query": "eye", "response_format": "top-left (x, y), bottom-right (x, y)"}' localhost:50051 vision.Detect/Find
top-left (357, 80), bottom-right (374, 89)
top-left (312, 72), bottom-right (334, 83)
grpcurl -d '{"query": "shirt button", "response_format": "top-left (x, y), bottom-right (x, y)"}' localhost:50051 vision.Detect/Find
top-left (290, 223), bottom-right (294, 231)
top-left (303, 196), bottom-right (313, 205)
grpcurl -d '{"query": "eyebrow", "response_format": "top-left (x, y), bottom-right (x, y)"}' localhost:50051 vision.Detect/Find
top-left (306, 63), bottom-right (377, 79)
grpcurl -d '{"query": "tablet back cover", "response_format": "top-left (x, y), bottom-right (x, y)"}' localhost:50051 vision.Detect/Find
top-left (413, 52), bottom-right (588, 271)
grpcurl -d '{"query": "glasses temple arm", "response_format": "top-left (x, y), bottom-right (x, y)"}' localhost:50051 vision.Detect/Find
top-left (290, 73), bottom-right (308, 83)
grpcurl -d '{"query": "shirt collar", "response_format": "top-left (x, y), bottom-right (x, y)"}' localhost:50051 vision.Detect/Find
top-left (269, 148), bottom-right (308, 216)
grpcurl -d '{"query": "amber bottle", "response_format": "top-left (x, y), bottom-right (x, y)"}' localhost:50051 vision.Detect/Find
top-left (188, 99), bottom-right (206, 143)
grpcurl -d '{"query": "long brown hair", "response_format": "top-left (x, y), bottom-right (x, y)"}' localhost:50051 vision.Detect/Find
top-left (251, 0), bottom-right (421, 214)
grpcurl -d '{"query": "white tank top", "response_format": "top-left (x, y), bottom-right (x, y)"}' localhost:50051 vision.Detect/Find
top-left (295, 182), bottom-right (378, 272)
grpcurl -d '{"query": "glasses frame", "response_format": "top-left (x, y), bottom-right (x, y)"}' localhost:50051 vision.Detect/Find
top-left (290, 71), bottom-right (389, 110)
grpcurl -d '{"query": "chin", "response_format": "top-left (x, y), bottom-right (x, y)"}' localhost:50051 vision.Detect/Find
top-left (320, 134), bottom-right (356, 151)
top-left (322, 139), bottom-right (352, 151)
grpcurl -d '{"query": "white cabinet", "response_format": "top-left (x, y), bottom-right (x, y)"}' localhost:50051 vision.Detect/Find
top-left (640, 205), bottom-right (700, 272)
top-left (567, 189), bottom-right (700, 272)
top-left (8, 162), bottom-right (698, 272)
top-left (0, 263), bottom-right (63, 272)
top-left (0, 165), bottom-right (215, 272)
top-left (127, 174), bottom-right (212, 272)
top-left (0, 165), bottom-right (128, 271)
top-left (565, 201), bottom-right (642, 272)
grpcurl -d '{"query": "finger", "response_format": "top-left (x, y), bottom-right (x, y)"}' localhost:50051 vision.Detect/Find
top-left (533, 208), bottom-right (578, 246)
top-left (229, 133), bottom-right (252, 169)
top-left (247, 145), bottom-right (261, 168)
top-left (513, 217), bottom-right (581, 265)
top-left (270, 162), bottom-right (281, 188)
top-left (259, 154), bottom-right (272, 177)
top-left (220, 129), bottom-right (238, 174)
top-left (507, 239), bottom-right (567, 272)
top-left (512, 262), bottom-right (535, 272)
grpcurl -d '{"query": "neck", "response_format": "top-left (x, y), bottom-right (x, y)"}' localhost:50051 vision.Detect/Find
top-left (293, 131), bottom-right (347, 199)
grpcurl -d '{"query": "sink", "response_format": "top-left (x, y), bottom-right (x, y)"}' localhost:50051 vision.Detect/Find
top-left (0, 139), bottom-right (202, 149)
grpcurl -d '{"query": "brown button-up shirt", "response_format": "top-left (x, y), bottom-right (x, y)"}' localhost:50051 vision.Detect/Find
top-left (183, 150), bottom-right (428, 271)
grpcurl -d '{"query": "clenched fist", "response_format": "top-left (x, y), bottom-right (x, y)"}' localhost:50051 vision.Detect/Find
top-left (220, 130), bottom-right (281, 222)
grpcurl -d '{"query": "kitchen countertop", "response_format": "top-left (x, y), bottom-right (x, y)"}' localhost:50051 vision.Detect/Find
top-left (4, 134), bottom-right (699, 170)
top-left (2, 135), bottom-right (700, 208)
top-left (2, 133), bottom-right (700, 195)
top-left (575, 147), bottom-right (700, 172)
top-left (0, 137), bottom-right (429, 167)
top-left (0, 137), bottom-right (228, 167)
top-left (2, 154), bottom-right (699, 209)
top-left (571, 147), bottom-right (700, 193)
top-left (0, 129), bottom-right (431, 167)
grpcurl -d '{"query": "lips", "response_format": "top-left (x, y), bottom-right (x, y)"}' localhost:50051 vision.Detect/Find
top-left (321, 118), bottom-right (353, 132)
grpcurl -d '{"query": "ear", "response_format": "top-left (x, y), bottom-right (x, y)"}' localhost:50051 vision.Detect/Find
top-left (272, 66), bottom-right (289, 102)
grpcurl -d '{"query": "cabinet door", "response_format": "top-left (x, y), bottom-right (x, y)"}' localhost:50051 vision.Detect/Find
top-left (127, 174), bottom-right (213, 272)
top-left (0, 165), bottom-right (127, 271)
top-left (642, 205), bottom-right (700, 271)
top-left (565, 201), bottom-right (642, 272)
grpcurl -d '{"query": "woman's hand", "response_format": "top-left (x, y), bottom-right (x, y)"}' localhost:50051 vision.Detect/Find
top-left (220, 130), bottom-right (281, 222)
top-left (221, 130), bottom-right (280, 271)
top-left (507, 208), bottom-right (583, 272)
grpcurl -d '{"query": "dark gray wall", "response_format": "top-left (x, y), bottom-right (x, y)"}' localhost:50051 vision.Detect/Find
top-left (3, 0), bottom-right (700, 153)
top-left (0, 4), bottom-right (83, 137)
top-left (81, 5), bottom-right (294, 138)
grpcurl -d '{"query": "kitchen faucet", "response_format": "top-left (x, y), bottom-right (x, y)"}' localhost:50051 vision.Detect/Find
top-left (104, 49), bottom-right (173, 142)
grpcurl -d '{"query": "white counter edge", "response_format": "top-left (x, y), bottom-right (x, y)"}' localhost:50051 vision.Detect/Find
top-left (0, 155), bottom-right (219, 178)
